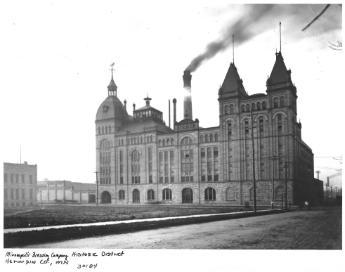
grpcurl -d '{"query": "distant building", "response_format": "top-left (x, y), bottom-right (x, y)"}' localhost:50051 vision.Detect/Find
top-left (3, 162), bottom-right (37, 209)
top-left (37, 180), bottom-right (96, 204)
top-left (94, 49), bottom-right (315, 206)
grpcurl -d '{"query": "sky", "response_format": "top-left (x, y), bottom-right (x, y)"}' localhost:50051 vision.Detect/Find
top-left (0, 1), bottom-right (342, 187)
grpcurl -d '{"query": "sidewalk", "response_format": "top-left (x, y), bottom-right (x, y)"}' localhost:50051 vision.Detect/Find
top-left (4, 209), bottom-right (285, 247)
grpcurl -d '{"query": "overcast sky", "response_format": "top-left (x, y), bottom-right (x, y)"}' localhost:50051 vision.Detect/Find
top-left (0, 1), bottom-right (342, 187)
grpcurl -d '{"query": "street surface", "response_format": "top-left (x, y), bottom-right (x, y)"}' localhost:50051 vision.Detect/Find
top-left (26, 207), bottom-right (341, 249)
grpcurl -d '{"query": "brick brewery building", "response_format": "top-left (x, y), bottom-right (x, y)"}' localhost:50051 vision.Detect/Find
top-left (95, 49), bottom-right (315, 206)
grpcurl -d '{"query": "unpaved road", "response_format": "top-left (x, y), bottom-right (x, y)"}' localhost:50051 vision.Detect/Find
top-left (26, 207), bottom-right (341, 249)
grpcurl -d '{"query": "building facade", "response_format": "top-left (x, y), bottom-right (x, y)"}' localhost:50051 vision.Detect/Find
top-left (3, 162), bottom-right (37, 208)
top-left (37, 180), bottom-right (96, 204)
top-left (95, 50), bottom-right (314, 206)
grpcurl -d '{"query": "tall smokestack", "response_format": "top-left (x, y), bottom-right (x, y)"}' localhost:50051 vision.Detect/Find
top-left (183, 70), bottom-right (193, 120)
top-left (168, 100), bottom-right (171, 128)
top-left (173, 98), bottom-right (177, 126)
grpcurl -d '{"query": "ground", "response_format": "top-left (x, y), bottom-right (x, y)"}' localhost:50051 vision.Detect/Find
top-left (26, 207), bottom-right (341, 249)
top-left (4, 204), bottom-right (254, 229)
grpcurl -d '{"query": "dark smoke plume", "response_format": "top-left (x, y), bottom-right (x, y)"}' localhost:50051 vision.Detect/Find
top-left (185, 5), bottom-right (274, 72)
top-left (185, 4), bottom-right (342, 73)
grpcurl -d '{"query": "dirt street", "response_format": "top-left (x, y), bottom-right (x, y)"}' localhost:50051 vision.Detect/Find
top-left (26, 207), bottom-right (341, 249)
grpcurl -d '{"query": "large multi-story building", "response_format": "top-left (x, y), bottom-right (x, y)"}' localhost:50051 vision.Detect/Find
top-left (95, 49), bottom-right (315, 206)
top-left (3, 162), bottom-right (37, 208)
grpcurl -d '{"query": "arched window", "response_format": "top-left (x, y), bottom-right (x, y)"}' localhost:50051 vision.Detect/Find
top-left (251, 103), bottom-right (255, 111)
top-left (257, 102), bottom-right (261, 111)
top-left (132, 189), bottom-right (140, 203)
top-left (244, 119), bottom-right (249, 135)
top-left (276, 114), bottom-right (283, 133)
top-left (119, 190), bottom-right (125, 200)
top-left (99, 139), bottom-right (111, 185)
top-left (262, 101), bottom-right (267, 109)
top-left (273, 97), bottom-right (279, 108)
top-left (131, 150), bottom-right (140, 184)
top-left (224, 105), bottom-right (230, 114)
top-left (205, 187), bottom-right (216, 201)
top-left (241, 105), bottom-right (245, 112)
top-left (147, 189), bottom-right (155, 201)
top-left (182, 188), bottom-right (193, 203)
top-left (210, 134), bottom-right (213, 142)
top-left (246, 104), bottom-right (250, 112)
top-left (280, 96), bottom-right (285, 107)
top-left (162, 188), bottom-right (172, 201)
top-left (180, 137), bottom-right (193, 182)
top-left (258, 117), bottom-right (264, 134)
top-left (101, 191), bottom-right (111, 204)
top-left (229, 104), bottom-right (234, 114)
top-left (228, 121), bottom-right (232, 137)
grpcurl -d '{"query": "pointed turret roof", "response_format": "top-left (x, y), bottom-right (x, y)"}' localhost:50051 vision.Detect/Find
top-left (107, 74), bottom-right (117, 96)
top-left (219, 62), bottom-right (247, 97)
top-left (266, 52), bottom-right (292, 88)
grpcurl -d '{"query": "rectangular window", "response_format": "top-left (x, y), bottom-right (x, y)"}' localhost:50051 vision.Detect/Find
top-left (120, 176), bottom-right (123, 184)
top-left (201, 148), bottom-right (205, 158)
top-left (15, 189), bottom-right (19, 200)
top-left (213, 147), bottom-right (218, 158)
top-left (22, 189), bottom-right (25, 199)
top-left (170, 176), bottom-right (174, 183)
top-left (10, 174), bottom-right (14, 183)
top-left (149, 175), bottom-right (153, 183)
top-left (201, 175), bottom-right (206, 182)
top-left (15, 174), bottom-right (19, 183)
top-left (214, 175), bottom-right (219, 181)
top-left (159, 177), bottom-right (163, 183)
top-left (21, 174), bottom-right (25, 183)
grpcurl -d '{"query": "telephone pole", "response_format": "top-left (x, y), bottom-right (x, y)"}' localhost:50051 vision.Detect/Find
top-left (250, 110), bottom-right (257, 212)
top-left (284, 161), bottom-right (288, 210)
top-left (95, 171), bottom-right (99, 205)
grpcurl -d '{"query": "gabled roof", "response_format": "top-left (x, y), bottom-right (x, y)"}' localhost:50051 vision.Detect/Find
top-left (267, 52), bottom-right (292, 87)
top-left (219, 62), bottom-right (247, 97)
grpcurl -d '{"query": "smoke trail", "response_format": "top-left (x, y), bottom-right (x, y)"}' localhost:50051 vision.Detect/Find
top-left (185, 5), bottom-right (275, 72)
top-left (184, 4), bottom-right (342, 73)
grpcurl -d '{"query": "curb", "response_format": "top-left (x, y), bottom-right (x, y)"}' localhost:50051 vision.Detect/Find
top-left (4, 209), bottom-right (285, 248)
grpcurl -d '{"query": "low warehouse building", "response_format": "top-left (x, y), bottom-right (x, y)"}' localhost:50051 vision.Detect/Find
top-left (37, 180), bottom-right (96, 204)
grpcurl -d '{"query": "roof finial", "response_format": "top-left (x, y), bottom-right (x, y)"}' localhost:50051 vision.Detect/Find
top-left (110, 62), bottom-right (115, 79)
top-left (279, 22), bottom-right (282, 53)
top-left (232, 34), bottom-right (235, 64)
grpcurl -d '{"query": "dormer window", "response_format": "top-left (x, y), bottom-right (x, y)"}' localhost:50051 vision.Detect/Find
top-left (103, 105), bottom-right (109, 113)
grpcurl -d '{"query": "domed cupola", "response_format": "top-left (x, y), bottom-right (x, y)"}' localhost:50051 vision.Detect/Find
top-left (96, 64), bottom-right (128, 124)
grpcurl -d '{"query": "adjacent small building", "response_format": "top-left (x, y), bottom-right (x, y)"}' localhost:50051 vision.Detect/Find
top-left (3, 162), bottom-right (37, 208)
top-left (37, 180), bottom-right (96, 204)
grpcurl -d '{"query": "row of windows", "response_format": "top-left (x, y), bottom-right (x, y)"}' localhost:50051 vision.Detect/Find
top-left (158, 138), bottom-right (174, 146)
top-left (199, 133), bottom-right (218, 143)
top-left (4, 202), bottom-right (35, 208)
top-left (97, 125), bottom-right (112, 135)
top-left (273, 96), bottom-right (286, 108)
top-left (4, 173), bottom-right (34, 184)
top-left (118, 135), bottom-right (154, 146)
top-left (241, 101), bottom-right (267, 113)
top-left (117, 187), bottom-right (217, 203)
top-left (4, 188), bottom-right (34, 200)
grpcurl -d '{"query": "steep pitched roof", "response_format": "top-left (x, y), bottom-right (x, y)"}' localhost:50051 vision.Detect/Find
top-left (267, 52), bottom-right (292, 86)
top-left (219, 62), bottom-right (247, 97)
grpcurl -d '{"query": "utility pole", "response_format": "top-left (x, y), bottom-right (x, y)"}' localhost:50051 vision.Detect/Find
top-left (270, 156), bottom-right (279, 208)
top-left (250, 110), bottom-right (257, 212)
top-left (284, 161), bottom-right (288, 210)
top-left (95, 171), bottom-right (99, 205)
